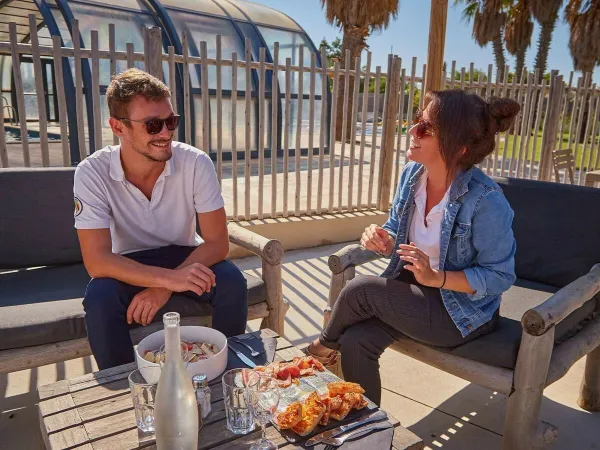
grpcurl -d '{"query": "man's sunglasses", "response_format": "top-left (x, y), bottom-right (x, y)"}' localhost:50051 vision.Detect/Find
top-left (412, 109), bottom-right (436, 139)
top-left (118, 115), bottom-right (180, 135)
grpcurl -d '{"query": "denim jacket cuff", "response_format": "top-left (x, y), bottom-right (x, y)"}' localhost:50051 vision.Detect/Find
top-left (463, 267), bottom-right (487, 301)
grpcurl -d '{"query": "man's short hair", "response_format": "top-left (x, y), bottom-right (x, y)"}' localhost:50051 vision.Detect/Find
top-left (106, 68), bottom-right (171, 119)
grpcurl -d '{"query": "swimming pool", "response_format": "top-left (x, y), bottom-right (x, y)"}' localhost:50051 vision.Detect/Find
top-left (4, 126), bottom-right (61, 142)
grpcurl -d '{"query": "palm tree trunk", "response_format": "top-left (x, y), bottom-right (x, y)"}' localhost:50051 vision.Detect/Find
top-left (534, 21), bottom-right (556, 83)
top-left (515, 49), bottom-right (526, 82)
top-left (492, 36), bottom-right (506, 82)
top-left (335, 27), bottom-right (368, 142)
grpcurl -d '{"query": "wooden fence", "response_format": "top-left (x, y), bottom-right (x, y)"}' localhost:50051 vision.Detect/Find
top-left (1, 18), bottom-right (599, 222)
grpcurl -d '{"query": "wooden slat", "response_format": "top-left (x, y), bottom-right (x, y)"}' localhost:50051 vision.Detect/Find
top-left (231, 52), bottom-right (239, 220)
top-left (51, 36), bottom-right (70, 166)
top-left (244, 38), bottom-right (252, 220)
top-left (271, 41), bottom-right (279, 217)
top-left (587, 95), bottom-right (600, 172)
top-left (257, 47), bottom-right (266, 219)
top-left (9, 22), bottom-right (30, 166)
top-left (367, 66), bottom-right (382, 209)
top-left (492, 65), bottom-right (509, 176)
top-left (567, 76), bottom-right (584, 153)
top-left (0, 94), bottom-right (6, 167)
top-left (529, 78), bottom-right (546, 180)
top-left (306, 51), bottom-right (317, 215)
top-left (420, 63), bottom-right (426, 109)
top-left (403, 57), bottom-right (417, 158)
top-left (327, 61), bottom-right (340, 213)
top-left (482, 64), bottom-right (493, 173)
top-left (283, 57), bottom-right (291, 217)
top-left (200, 41), bottom-right (210, 156)
top-left (449, 60), bottom-right (456, 90)
top-left (182, 33), bottom-right (190, 144)
top-left (125, 43), bottom-right (134, 69)
top-left (48, 425), bottom-right (91, 449)
top-left (91, 30), bottom-right (102, 151)
top-left (578, 87), bottom-right (596, 184)
top-left (316, 46), bottom-right (328, 214)
top-left (500, 69), bottom-right (519, 176)
top-left (215, 35), bottom-right (223, 185)
top-left (460, 67), bottom-right (466, 90)
top-left (394, 66), bottom-right (406, 190)
top-left (573, 73), bottom-right (592, 183)
top-left (522, 72), bottom-right (539, 178)
top-left (558, 72), bottom-right (574, 151)
top-left (109, 24), bottom-right (119, 145)
top-left (338, 49), bottom-right (351, 212)
top-left (469, 62), bottom-right (475, 90)
top-left (294, 45), bottom-right (304, 217)
top-left (358, 52), bottom-right (372, 209)
top-left (167, 46), bottom-right (176, 111)
top-left (516, 72), bottom-right (534, 177)
top-left (28, 14), bottom-right (49, 166)
top-left (508, 69), bottom-right (528, 177)
top-left (73, 20), bottom-right (87, 161)
top-left (347, 54), bottom-right (361, 211)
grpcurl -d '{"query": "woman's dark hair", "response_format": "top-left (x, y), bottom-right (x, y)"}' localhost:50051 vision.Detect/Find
top-left (425, 89), bottom-right (520, 176)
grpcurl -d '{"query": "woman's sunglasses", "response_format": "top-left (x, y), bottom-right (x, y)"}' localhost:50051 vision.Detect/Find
top-left (118, 115), bottom-right (180, 135)
top-left (412, 109), bottom-right (436, 139)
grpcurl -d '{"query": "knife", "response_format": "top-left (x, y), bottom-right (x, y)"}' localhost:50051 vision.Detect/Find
top-left (228, 342), bottom-right (256, 368)
top-left (304, 409), bottom-right (388, 446)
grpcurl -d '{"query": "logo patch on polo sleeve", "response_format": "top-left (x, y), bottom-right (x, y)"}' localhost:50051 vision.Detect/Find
top-left (74, 197), bottom-right (83, 217)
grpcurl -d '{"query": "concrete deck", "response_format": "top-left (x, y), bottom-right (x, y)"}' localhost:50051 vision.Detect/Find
top-left (1, 243), bottom-right (599, 449)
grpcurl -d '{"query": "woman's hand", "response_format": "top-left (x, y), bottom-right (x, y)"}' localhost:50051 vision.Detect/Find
top-left (360, 224), bottom-right (393, 256)
top-left (398, 243), bottom-right (445, 288)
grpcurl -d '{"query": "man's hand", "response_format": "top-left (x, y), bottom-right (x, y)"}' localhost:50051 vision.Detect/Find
top-left (397, 242), bottom-right (445, 288)
top-left (162, 263), bottom-right (216, 296)
top-left (127, 287), bottom-right (173, 326)
top-left (360, 224), bottom-right (393, 256)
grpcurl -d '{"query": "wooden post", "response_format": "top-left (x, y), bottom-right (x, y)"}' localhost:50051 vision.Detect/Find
top-left (538, 73), bottom-right (564, 181)
top-left (578, 345), bottom-right (600, 411)
top-left (324, 267), bottom-right (355, 327)
top-left (377, 57), bottom-right (401, 211)
top-left (424, 0), bottom-right (448, 96)
top-left (144, 26), bottom-right (162, 79)
top-left (503, 328), bottom-right (556, 450)
top-left (259, 258), bottom-right (287, 337)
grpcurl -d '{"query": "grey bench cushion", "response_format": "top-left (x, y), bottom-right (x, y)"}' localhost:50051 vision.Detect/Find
top-left (436, 278), bottom-right (598, 369)
top-left (0, 264), bottom-right (266, 350)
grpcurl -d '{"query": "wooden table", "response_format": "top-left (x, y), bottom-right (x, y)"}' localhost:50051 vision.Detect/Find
top-left (584, 169), bottom-right (600, 188)
top-left (38, 329), bottom-right (423, 450)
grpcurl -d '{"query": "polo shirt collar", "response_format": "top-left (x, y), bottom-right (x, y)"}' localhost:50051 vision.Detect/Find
top-left (109, 145), bottom-right (174, 181)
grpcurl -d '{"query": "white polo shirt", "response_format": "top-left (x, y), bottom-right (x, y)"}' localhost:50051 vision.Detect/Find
top-left (408, 173), bottom-right (450, 270)
top-left (73, 141), bottom-right (224, 255)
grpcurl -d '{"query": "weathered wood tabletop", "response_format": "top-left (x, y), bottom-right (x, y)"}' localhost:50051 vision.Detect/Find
top-left (38, 328), bottom-right (423, 450)
top-left (584, 169), bottom-right (600, 187)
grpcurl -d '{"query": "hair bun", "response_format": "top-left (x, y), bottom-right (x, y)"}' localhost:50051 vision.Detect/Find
top-left (486, 97), bottom-right (520, 133)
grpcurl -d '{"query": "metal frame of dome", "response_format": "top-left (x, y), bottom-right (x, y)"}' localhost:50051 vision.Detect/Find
top-left (0, 0), bottom-right (327, 164)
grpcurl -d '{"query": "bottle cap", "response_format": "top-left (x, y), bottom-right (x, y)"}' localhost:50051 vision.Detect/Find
top-left (192, 373), bottom-right (208, 389)
top-left (163, 312), bottom-right (180, 326)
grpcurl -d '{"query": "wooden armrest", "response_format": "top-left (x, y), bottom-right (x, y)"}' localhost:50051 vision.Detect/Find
top-left (227, 223), bottom-right (283, 265)
top-left (328, 243), bottom-right (383, 274)
top-left (521, 263), bottom-right (600, 336)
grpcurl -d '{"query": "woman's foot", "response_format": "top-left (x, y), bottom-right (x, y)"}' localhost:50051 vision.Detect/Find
top-left (303, 340), bottom-right (344, 379)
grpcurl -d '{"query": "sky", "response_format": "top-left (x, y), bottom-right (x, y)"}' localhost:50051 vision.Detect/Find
top-left (253, 0), bottom-right (600, 84)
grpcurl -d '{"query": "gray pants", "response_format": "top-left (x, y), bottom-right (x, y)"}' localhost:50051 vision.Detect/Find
top-left (320, 272), bottom-right (497, 405)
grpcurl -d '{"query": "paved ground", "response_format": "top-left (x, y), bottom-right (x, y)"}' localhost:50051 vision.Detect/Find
top-left (1, 243), bottom-right (599, 449)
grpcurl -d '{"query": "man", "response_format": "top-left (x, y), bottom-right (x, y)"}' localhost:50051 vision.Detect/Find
top-left (74, 68), bottom-right (247, 369)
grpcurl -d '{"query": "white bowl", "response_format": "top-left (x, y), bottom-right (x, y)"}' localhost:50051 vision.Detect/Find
top-left (136, 326), bottom-right (228, 382)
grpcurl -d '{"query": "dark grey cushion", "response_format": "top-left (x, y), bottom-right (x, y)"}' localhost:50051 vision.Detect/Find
top-left (0, 264), bottom-right (266, 350)
top-left (0, 168), bottom-right (81, 268)
top-left (493, 177), bottom-right (600, 288)
top-left (437, 278), bottom-right (598, 369)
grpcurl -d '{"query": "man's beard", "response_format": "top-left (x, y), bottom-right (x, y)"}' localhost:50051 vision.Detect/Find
top-left (135, 141), bottom-right (172, 162)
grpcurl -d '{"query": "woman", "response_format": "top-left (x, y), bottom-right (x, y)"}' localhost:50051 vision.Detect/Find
top-left (306, 89), bottom-right (520, 405)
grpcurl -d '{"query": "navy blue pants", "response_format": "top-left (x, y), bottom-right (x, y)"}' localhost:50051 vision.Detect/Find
top-left (83, 246), bottom-right (248, 369)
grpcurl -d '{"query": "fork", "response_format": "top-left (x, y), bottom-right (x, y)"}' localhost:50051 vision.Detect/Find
top-left (229, 336), bottom-right (264, 357)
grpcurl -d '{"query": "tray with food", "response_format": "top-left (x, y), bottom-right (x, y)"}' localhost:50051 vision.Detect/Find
top-left (270, 370), bottom-right (378, 444)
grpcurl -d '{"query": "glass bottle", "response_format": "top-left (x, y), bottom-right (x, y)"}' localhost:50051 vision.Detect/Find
top-left (154, 312), bottom-right (199, 450)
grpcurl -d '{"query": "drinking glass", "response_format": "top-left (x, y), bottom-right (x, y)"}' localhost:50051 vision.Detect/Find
top-left (247, 376), bottom-right (281, 450)
top-left (128, 367), bottom-right (161, 433)
top-left (222, 369), bottom-right (260, 435)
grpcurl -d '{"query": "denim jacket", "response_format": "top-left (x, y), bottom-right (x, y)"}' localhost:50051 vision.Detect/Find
top-left (381, 162), bottom-right (517, 337)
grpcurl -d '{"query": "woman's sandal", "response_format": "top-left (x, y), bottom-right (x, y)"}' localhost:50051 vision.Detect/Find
top-left (303, 345), bottom-right (344, 379)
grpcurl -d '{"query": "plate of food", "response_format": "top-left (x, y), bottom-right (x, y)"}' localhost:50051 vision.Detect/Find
top-left (271, 371), bottom-right (378, 444)
top-left (135, 326), bottom-right (227, 381)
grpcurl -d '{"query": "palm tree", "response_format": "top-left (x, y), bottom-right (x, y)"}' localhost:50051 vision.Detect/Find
top-left (457, 0), bottom-right (507, 80)
top-left (530, 0), bottom-right (563, 82)
top-left (565, 0), bottom-right (600, 73)
top-left (321, 0), bottom-right (400, 141)
top-left (504, 0), bottom-right (533, 80)
top-left (565, 0), bottom-right (600, 142)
